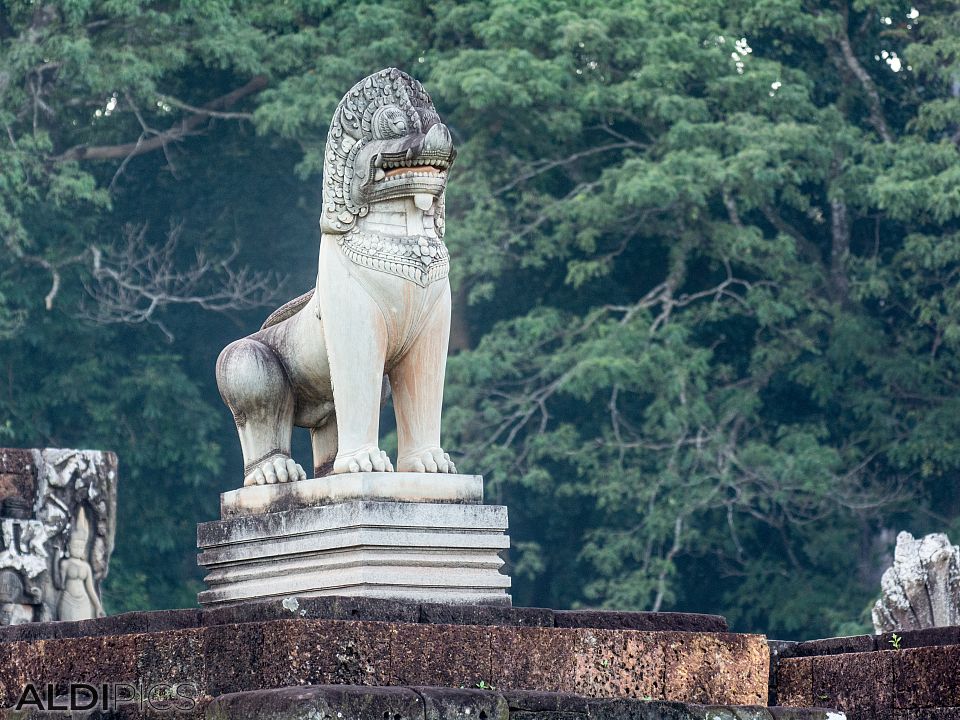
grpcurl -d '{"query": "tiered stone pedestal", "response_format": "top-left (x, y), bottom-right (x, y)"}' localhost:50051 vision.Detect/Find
top-left (197, 473), bottom-right (511, 606)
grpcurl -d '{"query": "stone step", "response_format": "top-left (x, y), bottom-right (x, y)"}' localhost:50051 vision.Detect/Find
top-left (206, 685), bottom-right (846, 719)
top-left (0, 605), bottom-right (765, 709)
top-left (0, 597), bottom-right (728, 644)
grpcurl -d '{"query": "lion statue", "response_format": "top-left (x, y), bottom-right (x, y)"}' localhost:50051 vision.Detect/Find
top-left (216, 68), bottom-right (457, 487)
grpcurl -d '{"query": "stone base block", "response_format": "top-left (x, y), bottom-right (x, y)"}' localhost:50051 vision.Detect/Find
top-left (197, 500), bottom-right (511, 606)
top-left (220, 472), bottom-right (483, 518)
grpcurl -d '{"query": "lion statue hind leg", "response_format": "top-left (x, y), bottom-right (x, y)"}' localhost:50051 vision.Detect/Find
top-left (216, 337), bottom-right (308, 486)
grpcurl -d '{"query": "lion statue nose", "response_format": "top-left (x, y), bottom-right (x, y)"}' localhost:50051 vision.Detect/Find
top-left (423, 122), bottom-right (453, 154)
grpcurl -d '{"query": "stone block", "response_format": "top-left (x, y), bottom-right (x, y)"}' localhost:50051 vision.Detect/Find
top-left (0, 609), bottom-right (203, 644)
top-left (220, 472), bottom-right (484, 518)
top-left (392, 623), bottom-right (492, 688)
top-left (500, 690), bottom-right (594, 714)
top-left (490, 627), bottom-right (578, 694)
top-left (768, 640), bottom-right (799, 705)
top-left (415, 686), bottom-right (509, 720)
top-left (881, 626), bottom-right (960, 651)
top-left (203, 622), bottom-right (267, 696)
top-left (201, 595), bottom-right (420, 627)
top-left (135, 628), bottom-right (206, 694)
top-left (0, 448), bottom-right (36, 504)
top-left (571, 629), bottom-right (664, 699)
top-left (42, 634), bottom-right (138, 695)
top-left (205, 685), bottom-right (426, 720)
top-left (198, 501), bottom-right (511, 606)
top-left (787, 635), bottom-right (875, 658)
top-left (263, 619), bottom-right (393, 688)
top-left (662, 632), bottom-right (768, 705)
top-left (767, 710), bottom-right (849, 720)
top-left (590, 698), bottom-right (695, 719)
top-left (893, 644), bottom-right (960, 709)
top-left (0, 622), bottom-right (67, 643)
top-left (78, 608), bottom-right (203, 639)
top-left (809, 651), bottom-right (893, 719)
top-left (419, 602), bottom-right (553, 628)
top-left (0, 639), bottom-right (44, 707)
top-left (554, 610), bottom-right (727, 633)
top-left (204, 619), bottom-right (396, 695)
top-left (776, 657), bottom-right (815, 708)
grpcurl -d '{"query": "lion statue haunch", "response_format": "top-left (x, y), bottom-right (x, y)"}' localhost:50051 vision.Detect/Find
top-left (216, 68), bottom-right (457, 487)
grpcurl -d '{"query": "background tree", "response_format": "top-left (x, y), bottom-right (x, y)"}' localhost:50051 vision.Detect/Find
top-left (1, 0), bottom-right (958, 638)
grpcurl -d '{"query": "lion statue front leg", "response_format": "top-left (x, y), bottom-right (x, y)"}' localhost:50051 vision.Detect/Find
top-left (216, 336), bottom-right (309, 486)
top-left (389, 283), bottom-right (457, 474)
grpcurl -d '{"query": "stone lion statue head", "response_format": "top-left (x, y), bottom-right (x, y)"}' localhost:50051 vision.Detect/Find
top-left (320, 67), bottom-right (457, 238)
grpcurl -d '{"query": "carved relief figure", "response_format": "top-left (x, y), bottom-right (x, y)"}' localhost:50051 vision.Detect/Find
top-left (56, 507), bottom-right (105, 621)
top-left (217, 68), bottom-right (458, 486)
top-left (0, 449), bottom-right (116, 625)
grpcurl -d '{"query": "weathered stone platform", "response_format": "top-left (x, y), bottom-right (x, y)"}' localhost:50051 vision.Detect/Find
top-left (772, 625), bottom-right (960, 719)
top-left (199, 473), bottom-right (511, 606)
top-left (0, 597), bottom-right (769, 716)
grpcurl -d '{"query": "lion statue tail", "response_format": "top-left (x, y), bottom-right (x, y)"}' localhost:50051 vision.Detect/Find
top-left (260, 289), bottom-right (315, 330)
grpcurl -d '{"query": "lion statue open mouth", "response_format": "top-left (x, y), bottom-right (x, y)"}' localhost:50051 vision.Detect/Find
top-left (216, 68), bottom-right (458, 487)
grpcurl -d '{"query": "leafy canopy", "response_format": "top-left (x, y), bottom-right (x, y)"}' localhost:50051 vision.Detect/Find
top-left (1, 0), bottom-right (959, 637)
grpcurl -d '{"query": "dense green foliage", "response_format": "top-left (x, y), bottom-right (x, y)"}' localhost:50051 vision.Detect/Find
top-left (2, 0), bottom-right (959, 638)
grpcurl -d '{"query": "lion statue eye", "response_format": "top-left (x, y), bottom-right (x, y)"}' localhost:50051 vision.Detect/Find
top-left (371, 105), bottom-right (410, 140)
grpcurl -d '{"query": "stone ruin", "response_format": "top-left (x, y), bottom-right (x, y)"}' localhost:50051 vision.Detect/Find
top-left (873, 530), bottom-right (960, 633)
top-left (0, 447), bottom-right (116, 624)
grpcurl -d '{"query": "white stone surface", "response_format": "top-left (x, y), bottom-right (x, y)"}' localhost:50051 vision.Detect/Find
top-left (198, 500), bottom-right (511, 606)
top-left (220, 471), bottom-right (483, 518)
top-left (215, 68), bottom-right (460, 488)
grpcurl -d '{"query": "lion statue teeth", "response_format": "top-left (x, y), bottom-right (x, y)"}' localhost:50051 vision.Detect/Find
top-left (216, 68), bottom-right (457, 487)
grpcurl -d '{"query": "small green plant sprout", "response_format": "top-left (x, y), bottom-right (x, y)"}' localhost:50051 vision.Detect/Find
top-left (475, 680), bottom-right (496, 690)
top-left (889, 633), bottom-right (902, 650)
top-left (597, 658), bottom-right (610, 669)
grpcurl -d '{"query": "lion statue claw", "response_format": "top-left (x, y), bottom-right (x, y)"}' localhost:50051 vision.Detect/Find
top-left (216, 68), bottom-right (457, 487)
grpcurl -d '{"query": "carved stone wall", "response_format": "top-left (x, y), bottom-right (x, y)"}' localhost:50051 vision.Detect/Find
top-left (0, 448), bottom-right (117, 624)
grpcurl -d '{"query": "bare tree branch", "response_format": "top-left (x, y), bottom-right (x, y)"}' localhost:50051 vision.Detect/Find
top-left (157, 94), bottom-right (255, 121)
top-left (54, 75), bottom-right (267, 162)
top-left (4, 234), bottom-right (86, 310)
top-left (82, 223), bottom-right (283, 340)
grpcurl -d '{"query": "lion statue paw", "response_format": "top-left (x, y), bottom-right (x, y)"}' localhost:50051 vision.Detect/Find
top-left (334, 446), bottom-right (394, 474)
top-left (398, 448), bottom-right (456, 474)
top-left (244, 454), bottom-right (308, 487)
